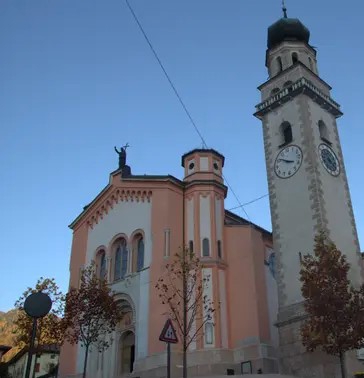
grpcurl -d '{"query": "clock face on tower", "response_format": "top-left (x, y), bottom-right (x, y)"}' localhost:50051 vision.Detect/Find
top-left (274, 145), bottom-right (303, 179)
top-left (318, 144), bottom-right (340, 176)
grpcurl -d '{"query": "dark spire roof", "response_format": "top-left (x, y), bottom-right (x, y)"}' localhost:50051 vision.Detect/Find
top-left (267, 14), bottom-right (310, 49)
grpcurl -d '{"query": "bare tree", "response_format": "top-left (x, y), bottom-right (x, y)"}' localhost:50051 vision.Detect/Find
top-left (155, 247), bottom-right (215, 378)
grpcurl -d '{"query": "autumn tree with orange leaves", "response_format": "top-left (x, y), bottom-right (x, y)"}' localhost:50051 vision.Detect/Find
top-left (63, 262), bottom-right (123, 378)
top-left (300, 231), bottom-right (364, 378)
top-left (155, 247), bottom-right (215, 378)
top-left (14, 277), bottom-right (65, 378)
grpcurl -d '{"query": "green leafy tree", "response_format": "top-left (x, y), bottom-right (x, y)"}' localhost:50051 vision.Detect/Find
top-left (63, 262), bottom-right (123, 378)
top-left (155, 247), bottom-right (215, 378)
top-left (300, 231), bottom-right (364, 378)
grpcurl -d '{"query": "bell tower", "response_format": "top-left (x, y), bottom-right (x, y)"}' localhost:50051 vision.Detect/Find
top-left (254, 7), bottom-right (362, 377)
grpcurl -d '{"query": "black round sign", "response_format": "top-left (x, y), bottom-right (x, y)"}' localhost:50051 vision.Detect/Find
top-left (24, 292), bottom-right (52, 318)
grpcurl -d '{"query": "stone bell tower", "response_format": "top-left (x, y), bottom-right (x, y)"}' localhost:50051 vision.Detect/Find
top-left (254, 6), bottom-right (362, 377)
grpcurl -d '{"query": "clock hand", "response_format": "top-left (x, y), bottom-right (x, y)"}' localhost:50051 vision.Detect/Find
top-left (278, 158), bottom-right (294, 163)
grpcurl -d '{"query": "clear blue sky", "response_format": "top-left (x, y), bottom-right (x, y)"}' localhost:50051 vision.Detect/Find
top-left (1, 0), bottom-right (363, 311)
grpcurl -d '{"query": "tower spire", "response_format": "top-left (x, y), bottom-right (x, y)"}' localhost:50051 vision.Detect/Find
top-left (282, 0), bottom-right (288, 18)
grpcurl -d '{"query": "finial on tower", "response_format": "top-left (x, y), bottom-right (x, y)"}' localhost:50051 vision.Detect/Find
top-left (282, 0), bottom-right (288, 18)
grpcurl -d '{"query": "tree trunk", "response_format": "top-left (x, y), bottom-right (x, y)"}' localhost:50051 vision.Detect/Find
top-left (339, 351), bottom-right (346, 378)
top-left (82, 345), bottom-right (89, 378)
top-left (182, 249), bottom-right (188, 378)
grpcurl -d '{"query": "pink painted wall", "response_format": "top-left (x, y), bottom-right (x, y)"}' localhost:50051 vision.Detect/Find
top-left (148, 185), bottom-right (184, 355)
top-left (224, 225), bottom-right (272, 348)
top-left (58, 222), bottom-right (88, 377)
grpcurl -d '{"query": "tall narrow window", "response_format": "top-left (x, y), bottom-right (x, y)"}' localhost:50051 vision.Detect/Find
top-left (217, 240), bottom-right (222, 259)
top-left (318, 120), bottom-right (330, 142)
top-left (99, 252), bottom-right (106, 280)
top-left (308, 56), bottom-right (314, 71)
top-left (202, 238), bottom-right (210, 257)
top-left (114, 239), bottom-right (127, 281)
top-left (205, 322), bottom-right (213, 345)
top-left (121, 244), bottom-right (128, 279)
top-left (114, 244), bottom-right (122, 281)
top-left (281, 122), bottom-right (293, 145)
top-left (276, 56), bottom-right (283, 73)
top-left (137, 237), bottom-right (144, 271)
top-left (292, 52), bottom-right (298, 64)
top-left (97, 251), bottom-right (106, 280)
top-left (164, 229), bottom-right (170, 257)
top-left (189, 240), bottom-right (194, 253)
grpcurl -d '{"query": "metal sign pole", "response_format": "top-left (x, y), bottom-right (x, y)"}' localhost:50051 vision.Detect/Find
top-left (167, 342), bottom-right (171, 378)
top-left (24, 317), bottom-right (37, 378)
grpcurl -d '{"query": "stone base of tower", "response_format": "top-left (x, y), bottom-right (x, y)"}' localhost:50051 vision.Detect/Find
top-left (277, 302), bottom-right (364, 378)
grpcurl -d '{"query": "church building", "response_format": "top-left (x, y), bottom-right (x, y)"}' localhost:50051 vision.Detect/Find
top-left (59, 147), bottom-right (279, 378)
top-left (60, 5), bottom-right (363, 378)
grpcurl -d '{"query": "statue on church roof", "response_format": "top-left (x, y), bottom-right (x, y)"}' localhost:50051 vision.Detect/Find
top-left (114, 143), bottom-right (130, 170)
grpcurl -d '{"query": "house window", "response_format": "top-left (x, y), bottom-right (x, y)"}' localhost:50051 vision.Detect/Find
top-left (35, 363), bottom-right (40, 373)
top-left (114, 239), bottom-right (127, 281)
top-left (202, 238), bottom-right (210, 257)
top-left (292, 52), bottom-right (298, 64)
top-left (217, 240), bottom-right (222, 259)
top-left (137, 237), bottom-right (144, 271)
top-left (280, 121), bottom-right (293, 146)
top-left (189, 240), bottom-right (194, 253)
top-left (276, 56), bottom-right (283, 73)
top-left (205, 322), bottom-right (213, 344)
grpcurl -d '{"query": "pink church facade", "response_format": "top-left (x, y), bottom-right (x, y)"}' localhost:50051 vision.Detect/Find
top-left (59, 148), bottom-right (279, 377)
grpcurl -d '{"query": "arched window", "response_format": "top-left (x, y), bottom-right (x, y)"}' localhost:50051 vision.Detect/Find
top-left (276, 56), bottom-right (283, 73)
top-left (137, 237), bottom-right (144, 272)
top-left (283, 81), bottom-right (293, 88)
top-left (318, 120), bottom-right (329, 142)
top-left (292, 52), bottom-right (298, 64)
top-left (97, 250), bottom-right (106, 280)
top-left (202, 238), bottom-right (210, 257)
top-left (217, 240), bottom-right (222, 259)
top-left (281, 122), bottom-right (293, 145)
top-left (205, 322), bottom-right (213, 345)
top-left (114, 239), bottom-right (127, 281)
top-left (270, 87), bottom-right (280, 96)
top-left (189, 240), bottom-right (194, 253)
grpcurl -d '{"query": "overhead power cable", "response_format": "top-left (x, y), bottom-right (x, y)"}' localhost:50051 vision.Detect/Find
top-left (124, 0), bottom-right (262, 220)
top-left (228, 193), bottom-right (269, 211)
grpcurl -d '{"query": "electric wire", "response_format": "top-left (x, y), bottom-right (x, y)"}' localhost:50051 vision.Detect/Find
top-left (228, 193), bottom-right (269, 211)
top-left (124, 0), bottom-right (266, 220)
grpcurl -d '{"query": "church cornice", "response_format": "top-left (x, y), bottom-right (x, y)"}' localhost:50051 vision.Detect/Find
top-left (70, 186), bottom-right (153, 230)
top-left (69, 174), bottom-right (185, 230)
top-left (257, 61), bottom-right (331, 91)
top-left (254, 76), bottom-right (343, 119)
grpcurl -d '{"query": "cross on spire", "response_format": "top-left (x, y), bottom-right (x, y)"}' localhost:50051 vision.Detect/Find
top-left (282, 0), bottom-right (288, 18)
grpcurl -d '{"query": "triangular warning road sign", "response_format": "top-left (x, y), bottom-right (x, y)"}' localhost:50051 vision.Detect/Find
top-left (159, 319), bottom-right (178, 343)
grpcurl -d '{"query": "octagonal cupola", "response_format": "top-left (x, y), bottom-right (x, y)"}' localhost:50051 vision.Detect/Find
top-left (181, 148), bottom-right (224, 184)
